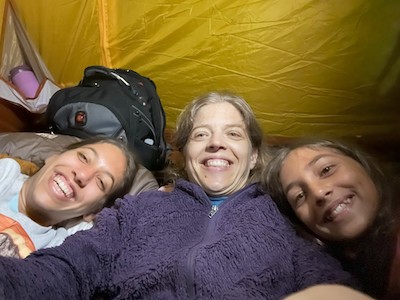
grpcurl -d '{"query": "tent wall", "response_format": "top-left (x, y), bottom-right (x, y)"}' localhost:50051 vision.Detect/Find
top-left (3, 0), bottom-right (400, 141)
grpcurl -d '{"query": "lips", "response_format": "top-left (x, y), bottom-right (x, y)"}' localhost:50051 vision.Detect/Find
top-left (53, 174), bottom-right (74, 198)
top-left (323, 196), bottom-right (353, 223)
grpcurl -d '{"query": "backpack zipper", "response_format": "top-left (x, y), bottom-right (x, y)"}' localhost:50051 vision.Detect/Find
top-left (130, 103), bottom-right (157, 141)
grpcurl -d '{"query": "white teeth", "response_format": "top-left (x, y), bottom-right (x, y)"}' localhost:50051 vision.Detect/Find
top-left (54, 175), bottom-right (73, 198)
top-left (332, 203), bottom-right (347, 216)
top-left (205, 159), bottom-right (229, 167)
top-left (326, 198), bottom-right (351, 221)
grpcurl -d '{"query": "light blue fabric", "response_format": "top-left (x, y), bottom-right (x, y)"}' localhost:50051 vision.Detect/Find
top-left (209, 196), bottom-right (227, 207)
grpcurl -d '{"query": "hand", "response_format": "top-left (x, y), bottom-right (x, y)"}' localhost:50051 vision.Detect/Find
top-left (283, 285), bottom-right (375, 300)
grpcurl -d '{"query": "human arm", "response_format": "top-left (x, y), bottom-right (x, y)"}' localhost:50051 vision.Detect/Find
top-left (0, 201), bottom-right (126, 299)
top-left (283, 284), bottom-right (375, 300)
top-left (291, 234), bottom-right (360, 290)
top-left (259, 193), bottom-right (359, 290)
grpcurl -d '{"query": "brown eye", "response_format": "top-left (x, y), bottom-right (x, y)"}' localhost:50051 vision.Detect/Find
top-left (97, 177), bottom-right (106, 192)
top-left (78, 152), bottom-right (88, 163)
top-left (320, 165), bottom-right (333, 176)
top-left (295, 192), bottom-right (306, 206)
top-left (288, 191), bottom-right (306, 208)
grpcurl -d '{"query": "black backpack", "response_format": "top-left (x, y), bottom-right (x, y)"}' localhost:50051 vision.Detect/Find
top-left (46, 65), bottom-right (168, 171)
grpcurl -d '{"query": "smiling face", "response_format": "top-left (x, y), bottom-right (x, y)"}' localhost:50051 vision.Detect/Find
top-left (19, 142), bottom-right (127, 226)
top-left (183, 102), bottom-right (258, 197)
top-left (279, 146), bottom-right (380, 241)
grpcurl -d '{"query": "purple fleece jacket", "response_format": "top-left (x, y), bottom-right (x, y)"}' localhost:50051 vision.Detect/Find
top-left (0, 180), bottom-right (357, 299)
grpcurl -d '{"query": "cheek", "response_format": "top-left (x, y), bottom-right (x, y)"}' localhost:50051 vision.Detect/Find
top-left (183, 147), bottom-right (198, 169)
top-left (183, 142), bottom-right (199, 157)
top-left (84, 188), bottom-right (106, 210)
top-left (295, 206), bottom-right (315, 227)
top-left (85, 181), bottom-right (105, 198)
top-left (359, 192), bottom-right (380, 225)
top-left (84, 200), bottom-right (104, 215)
top-left (363, 180), bottom-right (380, 209)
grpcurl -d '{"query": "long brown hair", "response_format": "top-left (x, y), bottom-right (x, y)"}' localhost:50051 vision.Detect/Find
top-left (262, 138), bottom-right (398, 297)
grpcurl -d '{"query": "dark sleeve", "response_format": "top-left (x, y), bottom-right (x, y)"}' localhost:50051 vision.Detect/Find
top-left (0, 201), bottom-right (126, 299)
top-left (292, 235), bottom-right (361, 290)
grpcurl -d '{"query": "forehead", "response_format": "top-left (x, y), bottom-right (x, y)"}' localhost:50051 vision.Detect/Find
top-left (282, 145), bottom-right (369, 177)
top-left (74, 143), bottom-right (126, 172)
top-left (288, 146), bottom-right (337, 158)
top-left (76, 142), bottom-right (123, 155)
top-left (194, 102), bottom-right (243, 125)
top-left (283, 146), bottom-right (348, 166)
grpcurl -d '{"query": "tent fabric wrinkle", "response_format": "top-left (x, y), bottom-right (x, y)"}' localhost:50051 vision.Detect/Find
top-left (0, 0), bottom-right (398, 141)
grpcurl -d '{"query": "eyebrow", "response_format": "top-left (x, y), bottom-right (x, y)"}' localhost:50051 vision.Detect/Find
top-left (307, 153), bottom-right (330, 168)
top-left (82, 146), bottom-right (116, 188)
top-left (192, 122), bottom-right (246, 131)
top-left (283, 153), bottom-right (334, 194)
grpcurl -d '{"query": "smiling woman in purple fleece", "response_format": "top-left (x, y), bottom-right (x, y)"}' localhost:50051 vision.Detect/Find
top-left (0, 91), bottom-right (358, 299)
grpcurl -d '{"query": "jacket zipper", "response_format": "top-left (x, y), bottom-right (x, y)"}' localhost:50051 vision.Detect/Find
top-left (185, 201), bottom-right (218, 299)
top-left (208, 205), bottom-right (218, 218)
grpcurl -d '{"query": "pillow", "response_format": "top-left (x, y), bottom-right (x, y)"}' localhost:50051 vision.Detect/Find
top-left (0, 132), bottom-right (159, 195)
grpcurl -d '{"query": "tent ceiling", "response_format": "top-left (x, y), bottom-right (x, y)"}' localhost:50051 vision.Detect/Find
top-left (3, 0), bottom-right (400, 140)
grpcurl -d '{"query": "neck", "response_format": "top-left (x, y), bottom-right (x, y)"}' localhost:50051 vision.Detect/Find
top-left (18, 181), bottom-right (28, 216)
top-left (19, 179), bottom-right (54, 227)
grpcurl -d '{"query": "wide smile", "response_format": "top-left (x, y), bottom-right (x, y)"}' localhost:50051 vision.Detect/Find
top-left (203, 158), bottom-right (231, 168)
top-left (323, 195), bottom-right (354, 223)
top-left (53, 174), bottom-right (75, 199)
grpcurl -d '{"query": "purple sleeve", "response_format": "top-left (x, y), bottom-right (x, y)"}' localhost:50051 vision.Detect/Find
top-left (0, 204), bottom-right (124, 299)
top-left (292, 236), bottom-right (360, 290)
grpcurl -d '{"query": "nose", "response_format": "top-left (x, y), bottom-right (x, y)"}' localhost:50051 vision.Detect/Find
top-left (206, 133), bottom-right (227, 152)
top-left (309, 182), bottom-right (332, 207)
top-left (73, 167), bottom-right (95, 187)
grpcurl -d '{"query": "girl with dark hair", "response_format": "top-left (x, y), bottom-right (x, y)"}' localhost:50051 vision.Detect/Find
top-left (262, 139), bottom-right (399, 299)
top-left (0, 137), bottom-right (136, 258)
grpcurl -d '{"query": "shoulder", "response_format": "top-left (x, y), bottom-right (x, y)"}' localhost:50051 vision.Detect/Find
top-left (0, 158), bottom-right (25, 184)
top-left (114, 181), bottom-right (202, 216)
top-left (0, 158), bottom-right (21, 174)
top-left (238, 184), bottom-right (285, 214)
top-left (0, 158), bottom-right (24, 199)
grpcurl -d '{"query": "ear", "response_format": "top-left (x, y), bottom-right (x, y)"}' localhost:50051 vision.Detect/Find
top-left (249, 149), bottom-right (258, 170)
top-left (82, 212), bottom-right (97, 222)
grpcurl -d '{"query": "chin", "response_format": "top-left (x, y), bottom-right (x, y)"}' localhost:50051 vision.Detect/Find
top-left (206, 189), bottom-right (226, 197)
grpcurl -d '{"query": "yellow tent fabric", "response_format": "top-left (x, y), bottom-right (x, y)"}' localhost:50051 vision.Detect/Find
top-left (3, 0), bottom-right (400, 140)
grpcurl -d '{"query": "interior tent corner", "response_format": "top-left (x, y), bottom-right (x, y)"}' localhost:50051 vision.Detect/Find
top-left (0, 0), bottom-right (59, 132)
